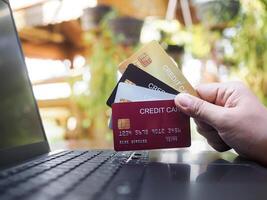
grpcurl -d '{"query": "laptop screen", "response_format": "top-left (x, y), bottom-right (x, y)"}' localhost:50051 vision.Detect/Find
top-left (0, 1), bottom-right (46, 151)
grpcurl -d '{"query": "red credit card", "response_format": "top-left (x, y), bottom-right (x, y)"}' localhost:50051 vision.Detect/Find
top-left (112, 100), bottom-right (191, 151)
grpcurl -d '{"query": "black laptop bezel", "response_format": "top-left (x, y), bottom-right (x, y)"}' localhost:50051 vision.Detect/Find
top-left (0, 0), bottom-right (50, 169)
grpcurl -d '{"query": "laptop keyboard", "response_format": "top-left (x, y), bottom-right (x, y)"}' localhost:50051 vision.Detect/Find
top-left (0, 150), bottom-right (149, 200)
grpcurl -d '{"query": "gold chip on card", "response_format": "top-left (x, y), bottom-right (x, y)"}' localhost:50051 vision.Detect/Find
top-left (118, 118), bottom-right (131, 130)
top-left (137, 53), bottom-right (152, 67)
top-left (124, 79), bottom-right (135, 85)
top-left (119, 98), bottom-right (131, 103)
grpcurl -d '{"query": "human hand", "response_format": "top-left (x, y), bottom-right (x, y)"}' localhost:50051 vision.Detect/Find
top-left (175, 82), bottom-right (267, 165)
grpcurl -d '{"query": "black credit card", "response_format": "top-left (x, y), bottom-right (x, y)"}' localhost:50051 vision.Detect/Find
top-left (106, 64), bottom-right (179, 107)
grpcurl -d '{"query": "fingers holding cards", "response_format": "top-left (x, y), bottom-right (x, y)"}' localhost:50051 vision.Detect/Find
top-left (106, 41), bottom-right (196, 151)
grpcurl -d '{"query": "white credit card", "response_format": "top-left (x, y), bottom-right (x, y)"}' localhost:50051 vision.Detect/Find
top-left (114, 82), bottom-right (176, 103)
top-left (109, 82), bottom-right (176, 128)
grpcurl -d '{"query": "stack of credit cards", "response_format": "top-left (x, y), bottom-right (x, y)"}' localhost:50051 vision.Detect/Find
top-left (106, 41), bottom-right (196, 151)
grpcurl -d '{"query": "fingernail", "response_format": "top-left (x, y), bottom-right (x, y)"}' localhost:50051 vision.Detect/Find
top-left (175, 93), bottom-right (193, 108)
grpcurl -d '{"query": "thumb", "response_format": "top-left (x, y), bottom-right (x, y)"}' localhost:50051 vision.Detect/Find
top-left (175, 93), bottom-right (225, 127)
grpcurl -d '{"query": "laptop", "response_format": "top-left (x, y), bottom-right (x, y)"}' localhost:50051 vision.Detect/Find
top-left (1, 0), bottom-right (267, 199)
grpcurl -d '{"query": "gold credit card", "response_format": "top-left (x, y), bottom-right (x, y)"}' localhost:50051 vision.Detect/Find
top-left (119, 41), bottom-right (197, 96)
